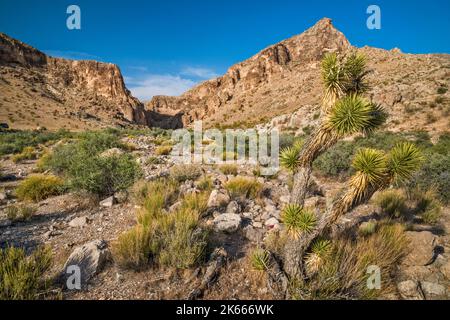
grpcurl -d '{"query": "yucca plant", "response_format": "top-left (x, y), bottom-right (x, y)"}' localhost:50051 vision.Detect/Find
top-left (250, 248), bottom-right (270, 271)
top-left (280, 146), bottom-right (301, 172)
top-left (281, 204), bottom-right (317, 237)
top-left (387, 142), bottom-right (424, 183)
top-left (305, 238), bottom-right (332, 275)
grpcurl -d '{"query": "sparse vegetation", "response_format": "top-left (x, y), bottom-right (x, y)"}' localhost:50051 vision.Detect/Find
top-left (250, 248), bottom-right (270, 271)
top-left (16, 174), bottom-right (64, 202)
top-left (11, 146), bottom-right (37, 163)
top-left (5, 204), bottom-right (36, 222)
top-left (225, 177), bottom-right (263, 199)
top-left (219, 164), bottom-right (238, 175)
top-left (114, 179), bottom-right (209, 270)
top-left (169, 164), bottom-right (202, 182)
top-left (155, 145), bottom-right (172, 156)
top-left (374, 189), bottom-right (408, 218)
top-left (0, 246), bottom-right (52, 300)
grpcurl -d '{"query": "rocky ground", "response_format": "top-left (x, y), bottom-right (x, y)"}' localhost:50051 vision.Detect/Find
top-left (0, 135), bottom-right (449, 300)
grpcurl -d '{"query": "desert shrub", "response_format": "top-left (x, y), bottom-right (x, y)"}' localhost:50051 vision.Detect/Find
top-left (155, 145), bottom-right (172, 156)
top-left (219, 164), bottom-right (238, 175)
top-left (16, 174), bottom-right (64, 202)
top-left (358, 220), bottom-right (377, 236)
top-left (169, 164), bottom-right (202, 182)
top-left (145, 156), bottom-right (163, 165)
top-left (5, 204), bottom-right (36, 222)
top-left (250, 248), bottom-right (270, 271)
top-left (374, 189), bottom-right (408, 218)
top-left (313, 141), bottom-right (354, 177)
top-left (113, 225), bottom-right (153, 270)
top-left (408, 152), bottom-right (450, 203)
top-left (437, 86), bottom-right (448, 94)
top-left (411, 189), bottom-right (442, 224)
top-left (12, 146), bottom-right (37, 163)
top-left (67, 154), bottom-right (141, 196)
top-left (0, 129), bottom-right (72, 156)
top-left (43, 134), bottom-right (141, 196)
top-left (114, 188), bottom-right (209, 270)
top-left (196, 175), bottom-right (213, 191)
top-left (313, 132), bottom-right (432, 178)
top-left (225, 177), bottom-right (263, 199)
top-left (292, 223), bottom-right (408, 300)
top-left (0, 246), bottom-right (52, 300)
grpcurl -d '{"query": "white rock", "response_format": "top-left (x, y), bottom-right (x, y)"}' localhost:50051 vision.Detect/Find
top-left (213, 213), bottom-right (241, 233)
top-left (226, 201), bottom-right (240, 214)
top-left (68, 216), bottom-right (89, 228)
top-left (421, 281), bottom-right (446, 298)
top-left (397, 280), bottom-right (423, 300)
top-left (265, 217), bottom-right (280, 229)
top-left (100, 196), bottom-right (116, 207)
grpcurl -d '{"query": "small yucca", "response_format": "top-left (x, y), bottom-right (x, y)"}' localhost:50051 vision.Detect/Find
top-left (305, 239), bottom-right (332, 275)
top-left (250, 248), bottom-right (270, 271)
top-left (281, 204), bottom-right (317, 237)
top-left (280, 146), bottom-right (301, 172)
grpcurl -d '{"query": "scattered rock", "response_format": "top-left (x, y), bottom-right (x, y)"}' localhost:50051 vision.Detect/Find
top-left (100, 196), bottom-right (116, 208)
top-left (213, 213), bottom-right (241, 233)
top-left (440, 260), bottom-right (450, 280)
top-left (397, 280), bottom-right (423, 300)
top-left (114, 191), bottom-right (128, 204)
top-left (207, 189), bottom-right (230, 208)
top-left (420, 281), bottom-right (446, 299)
top-left (60, 240), bottom-right (111, 288)
top-left (243, 225), bottom-right (264, 242)
top-left (403, 231), bottom-right (437, 266)
top-left (226, 201), bottom-right (240, 214)
top-left (279, 195), bottom-right (290, 204)
top-left (264, 217), bottom-right (280, 229)
top-left (68, 216), bottom-right (89, 228)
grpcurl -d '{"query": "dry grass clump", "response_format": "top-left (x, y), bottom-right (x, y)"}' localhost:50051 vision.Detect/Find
top-left (219, 164), bottom-right (238, 176)
top-left (113, 178), bottom-right (209, 270)
top-left (155, 145), bottom-right (172, 156)
top-left (0, 246), bottom-right (52, 300)
top-left (169, 164), bottom-right (202, 182)
top-left (5, 204), bottom-right (36, 222)
top-left (224, 177), bottom-right (263, 200)
top-left (290, 222), bottom-right (408, 300)
top-left (12, 146), bottom-right (37, 163)
top-left (374, 189), bottom-right (408, 218)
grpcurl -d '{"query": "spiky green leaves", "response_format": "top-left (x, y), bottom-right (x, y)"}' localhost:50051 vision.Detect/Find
top-left (343, 53), bottom-right (371, 94)
top-left (352, 148), bottom-right (387, 186)
top-left (322, 53), bottom-right (345, 105)
top-left (281, 204), bottom-right (317, 237)
top-left (387, 142), bottom-right (424, 183)
top-left (305, 238), bottom-right (332, 275)
top-left (327, 95), bottom-right (386, 136)
top-left (250, 248), bottom-right (270, 271)
top-left (280, 146), bottom-right (301, 172)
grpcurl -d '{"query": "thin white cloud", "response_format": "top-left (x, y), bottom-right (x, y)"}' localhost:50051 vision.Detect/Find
top-left (181, 67), bottom-right (219, 79)
top-left (127, 74), bottom-right (196, 101)
top-left (128, 66), bottom-right (148, 72)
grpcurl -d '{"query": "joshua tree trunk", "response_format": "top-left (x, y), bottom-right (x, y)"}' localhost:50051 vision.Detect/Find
top-left (289, 166), bottom-right (312, 205)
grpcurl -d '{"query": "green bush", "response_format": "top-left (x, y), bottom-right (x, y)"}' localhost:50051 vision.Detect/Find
top-left (43, 132), bottom-right (141, 196)
top-left (68, 154), bottom-right (141, 196)
top-left (408, 152), bottom-right (450, 204)
top-left (16, 174), bottom-right (64, 202)
top-left (155, 145), bottom-right (172, 156)
top-left (0, 246), bottom-right (52, 300)
top-left (0, 129), bottom-right (72, 156)
top-left (374, 189), bottom-right (408, 218)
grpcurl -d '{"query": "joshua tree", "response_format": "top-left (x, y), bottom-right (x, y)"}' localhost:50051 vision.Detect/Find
top-left (277, 52), bottom-right (423, 286)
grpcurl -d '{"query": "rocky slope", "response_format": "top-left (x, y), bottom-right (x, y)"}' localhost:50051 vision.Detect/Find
top-left (0, 33), bottom-right (146, 130)
top-left (146, 18), bottom-right (450, 135)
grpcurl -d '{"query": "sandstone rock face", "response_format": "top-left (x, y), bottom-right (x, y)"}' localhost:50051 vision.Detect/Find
top-left (144, 18), bottom-right (449, 136)
top-left (0, 32), bottom-right (146, 130)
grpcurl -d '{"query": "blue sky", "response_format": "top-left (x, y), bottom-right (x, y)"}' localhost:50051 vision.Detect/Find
top-left (1, 0), bottom-right (449, 100)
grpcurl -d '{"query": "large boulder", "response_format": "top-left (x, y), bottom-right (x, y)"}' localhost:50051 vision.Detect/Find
top-left (213, 213), bottom-right (241, 233)
top-left (60, 240), bottom-right (111, 289)
top-left (402, 231), bottom-right (437, 266)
